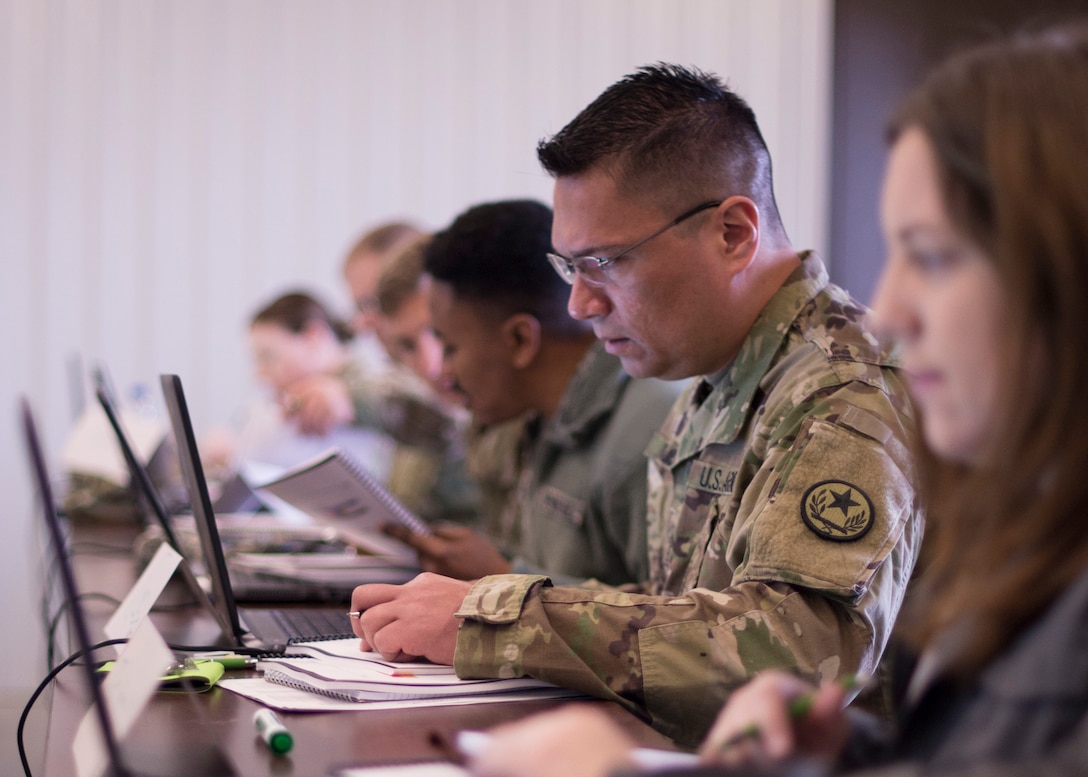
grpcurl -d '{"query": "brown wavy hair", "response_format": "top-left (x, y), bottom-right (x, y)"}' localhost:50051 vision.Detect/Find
top-left (889, 22), bottom-right (1088, 674)
top-left (250, 291), bottom-right (354, 344)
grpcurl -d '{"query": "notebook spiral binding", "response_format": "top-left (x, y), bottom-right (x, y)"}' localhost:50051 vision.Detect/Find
top-left (335, 449), bottom-right (433, 537)
top-left (262, 669), bottom-right (371, 703)
top-left (286, 633), bottom-right (352, 644)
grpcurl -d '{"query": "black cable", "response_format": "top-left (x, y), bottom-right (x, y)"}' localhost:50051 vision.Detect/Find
top-left (46, 592), bottom-right (122, 671)
top-left (165, 642), bottom-right (277, 657)
top-left (19, 637), bottom-right (266, 777)
top-left (17, 637), bottom-right (129, 777)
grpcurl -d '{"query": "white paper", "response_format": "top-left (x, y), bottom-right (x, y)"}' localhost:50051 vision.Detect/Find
top-left (104, 542), bottom-right (182, 654)
top-left (218, 677), bottom-right (577, 712)
top-left (61, 404), bottom-right (165, 485)
top-left (73, 619), bottom-right (175, 777)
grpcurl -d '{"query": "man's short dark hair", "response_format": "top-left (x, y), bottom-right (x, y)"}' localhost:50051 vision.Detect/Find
top-left (423, 200), bottom-right (583, 336)
top-left (537, 63), bottom-right (782, 228)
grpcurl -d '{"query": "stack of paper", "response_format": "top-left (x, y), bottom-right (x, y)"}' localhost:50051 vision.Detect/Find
top-left (228, 551), bottom-right (418, 587)
top-left (257, 638), bottom-right (581, 703)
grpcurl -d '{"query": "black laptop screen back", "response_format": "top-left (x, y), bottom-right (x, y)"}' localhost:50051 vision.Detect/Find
top-left (21, 399), bottom-right (129, 777)
top-left (158, 374), bottom-right (247, 646)
top-left (94, 382), bottom-right (180, 549)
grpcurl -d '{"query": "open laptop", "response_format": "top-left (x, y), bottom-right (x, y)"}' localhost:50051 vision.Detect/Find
top-left (21, 399), bottom-right (236, 777)
top-left (93, 372), bottom-right (371, 605)
top-left (93, 379), bottom-right (229, 622)
top-left (159, 373), bottom-right (364, 652)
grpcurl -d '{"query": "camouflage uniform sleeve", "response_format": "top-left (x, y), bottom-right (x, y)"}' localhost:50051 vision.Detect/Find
top-left (455, 576), bottom-right (871, 746)
top-left (341, 362), bottom-right (457, 453)
top-left (342, 367), bottom-right (388, 431)
top-left (455, 380), bottom-right (921, 747)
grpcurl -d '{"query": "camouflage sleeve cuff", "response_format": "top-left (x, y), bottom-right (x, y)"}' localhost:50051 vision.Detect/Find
top-left (454, 574), bottom-right (551, 624)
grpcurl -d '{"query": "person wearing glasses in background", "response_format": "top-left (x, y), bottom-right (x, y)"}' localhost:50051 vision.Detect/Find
top-left (342, 220), bottom-right (426, 376)
top-left (349, 64), bottom-right (922, 747)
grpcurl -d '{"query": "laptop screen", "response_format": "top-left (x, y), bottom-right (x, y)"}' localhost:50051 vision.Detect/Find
top-left (158, 374), bottom-right (248, 648)
top-left (94, 376), bottom-right (179, 549)
top-left (21, 399), bottom-right (129, 776)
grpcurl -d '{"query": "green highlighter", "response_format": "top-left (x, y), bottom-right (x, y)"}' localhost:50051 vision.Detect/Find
top-left (96, 657), bottom-right (226, 692)
top-left (254, 708), bottom-right (294, 755)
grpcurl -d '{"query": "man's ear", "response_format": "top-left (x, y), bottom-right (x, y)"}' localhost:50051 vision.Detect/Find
top-left (716, 195), bottom-right (761, 270)
top-left (500, 313), bottom-right (542, 369)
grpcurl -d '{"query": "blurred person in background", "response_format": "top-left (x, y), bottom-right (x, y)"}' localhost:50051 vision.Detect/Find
top-left (342, 220), bottom-right (425, 375)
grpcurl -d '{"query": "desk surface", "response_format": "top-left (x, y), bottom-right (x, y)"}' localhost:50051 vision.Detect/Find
top-left (44, 522), bottom-right (677, 776)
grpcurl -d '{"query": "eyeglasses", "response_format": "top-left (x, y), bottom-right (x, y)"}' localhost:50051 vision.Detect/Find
top-left (354, 295), bottom-right (379, 315)
top-left (547, 200), bottom-right (722, 286)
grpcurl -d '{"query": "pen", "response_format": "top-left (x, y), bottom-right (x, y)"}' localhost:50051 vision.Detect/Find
top-left (188, 653), bottom-right (258, 670)
top-left (212, 655), bottom-right (257, 670)
top-left (718, 673), bottom-right (865, 752)
top-left (254, 708), bottom-right (294, 755)
top-left (208, 655), bottom-right (257, 670)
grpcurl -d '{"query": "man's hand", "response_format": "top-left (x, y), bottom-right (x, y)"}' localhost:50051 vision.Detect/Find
top-left (281, 373), bottom-right (353, 435)
top-left (349, 573), bottom-right (472, 665)
top-left (382, 523), bottom-right (512, 580)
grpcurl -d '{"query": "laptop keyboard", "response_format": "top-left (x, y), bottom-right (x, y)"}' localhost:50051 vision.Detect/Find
top-left (271, 608), bottom-right (355, 642)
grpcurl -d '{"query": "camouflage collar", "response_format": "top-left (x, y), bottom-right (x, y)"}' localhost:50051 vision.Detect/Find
top-left (669, 250), bottom-right (826, 459)
top-left (542, 340), bottom-right (629, 449)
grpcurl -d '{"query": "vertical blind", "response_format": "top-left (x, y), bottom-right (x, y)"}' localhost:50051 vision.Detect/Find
top-left (0, 0), bottom-right (831, 689)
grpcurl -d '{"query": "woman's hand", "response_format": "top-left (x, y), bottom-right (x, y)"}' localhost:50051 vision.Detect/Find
top-left (699, 670), bottom-right (851, 769)
top-left (281, 374), bottom-right (353, 435)
top-left (469, 705), bottom-right (638, 777)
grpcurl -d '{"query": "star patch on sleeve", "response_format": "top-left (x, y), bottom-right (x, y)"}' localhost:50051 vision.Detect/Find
top-left (800, 480), bottom-right (875, 542)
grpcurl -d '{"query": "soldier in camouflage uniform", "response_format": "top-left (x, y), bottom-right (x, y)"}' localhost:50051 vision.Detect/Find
top-left (385, 199), bottom-right (681, 586)
top-left (341, 357), bottom-right (478, 523)
top-left (350, 64), bottom-right (921, 747)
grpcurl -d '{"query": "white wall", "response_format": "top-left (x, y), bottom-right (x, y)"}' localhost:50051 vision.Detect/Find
top-left (0, 0), bottom-right (832, 696)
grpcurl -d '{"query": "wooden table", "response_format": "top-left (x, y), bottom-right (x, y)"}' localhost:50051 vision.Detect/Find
top-left (42, 522), bottom-right (677, 776)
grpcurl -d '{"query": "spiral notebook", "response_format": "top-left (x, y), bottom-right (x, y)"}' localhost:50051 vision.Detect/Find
top-left (256, 649), bottom-right (580, 703)
top-left (253, 446), bottom-right (431, 560)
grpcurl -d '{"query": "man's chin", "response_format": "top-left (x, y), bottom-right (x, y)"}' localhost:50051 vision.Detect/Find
top-left (615, 355), bottom-right (657, 380)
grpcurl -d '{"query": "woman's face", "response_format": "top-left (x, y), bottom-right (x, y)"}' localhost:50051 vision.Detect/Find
top-left (871, 128), bottom-right (1008, 466)
top-left (249, 321), bottom-right (333, 395)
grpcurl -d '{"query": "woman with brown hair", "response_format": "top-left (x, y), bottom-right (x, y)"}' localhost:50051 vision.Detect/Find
top-left (464, 22), bottom-right (1088, 777)
top-left (231, 289), bottom-right (396, 480)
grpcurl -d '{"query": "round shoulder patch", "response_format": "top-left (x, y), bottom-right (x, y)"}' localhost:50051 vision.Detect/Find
top-left (800, 480), bottom-right (875, 542)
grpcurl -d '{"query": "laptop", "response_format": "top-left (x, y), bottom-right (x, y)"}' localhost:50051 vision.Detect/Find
top-left (159, 373), bottom-right (363, 652)
top-left (93, 379), bottom-right (224, 616)
top-left (21, 399), bottom-right (237, 777)
top-left (93, 372), bottom-right (369, 606)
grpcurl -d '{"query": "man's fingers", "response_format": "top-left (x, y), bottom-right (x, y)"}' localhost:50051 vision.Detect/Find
top-left (368, 621), bottom-right (421, 662)
top-left (382, 524), bottom-right (448, 557)
top-left (356, 603), bottom-right (422, 662)
top-left (432, 524), bottom-right (476, 540)
top-left (381, 523), bottom-right (427, 549)
top-left (350, 582), bottom-right (406, 613)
